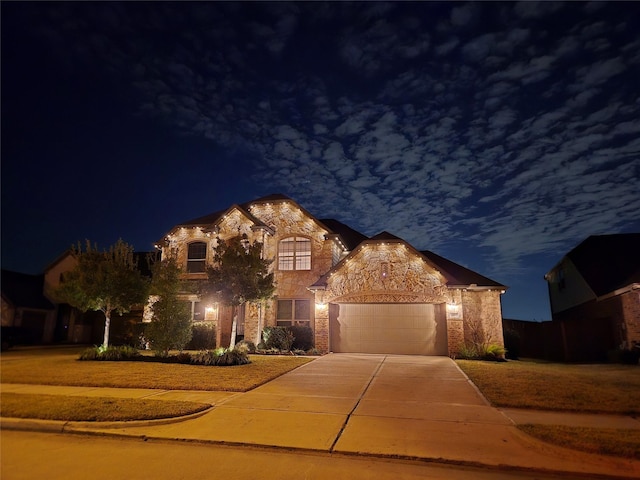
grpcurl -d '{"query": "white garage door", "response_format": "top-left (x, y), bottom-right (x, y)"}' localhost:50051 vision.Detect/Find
top-left (330, 303), bottom-right (448, 355)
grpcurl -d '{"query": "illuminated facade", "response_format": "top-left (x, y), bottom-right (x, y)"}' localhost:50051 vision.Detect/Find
top-left (158, 194), bottom-right (507, 356)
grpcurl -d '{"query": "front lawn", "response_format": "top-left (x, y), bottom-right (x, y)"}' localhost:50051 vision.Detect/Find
top-left (457, 358), bottom-right (640, 459)
top-left (1, 393), bottom-right (210, 422)
top-left (1, 347), bottom-right (314, 391)
top-left (456, 359), bottom-right (640, 414)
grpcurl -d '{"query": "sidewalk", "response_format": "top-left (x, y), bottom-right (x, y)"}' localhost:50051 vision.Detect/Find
top-left (2, 354), bottom-right (639, 478)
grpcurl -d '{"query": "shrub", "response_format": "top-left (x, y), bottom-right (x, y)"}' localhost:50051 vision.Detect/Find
top-left (217, 349), bottom-right (251, 366)
top-left (306, 347), bottom-right (320, 356)
top-left (146, 297), bottom-right (192, 357)
top-left (189, 350), bottom-right (218, 366)
top-left (455, 344), bottom-right (480, 360)
top-left (455, 343), bottom-right (506, 361)
top-left (262, 326), bottom-right (294, 351)
top-left (481, 343), bottom-right (507, 362)
top-left (78, 345), bottom-right (140, 361)
top-left (189, 348), bottom-right (250, 366)
top-left (235, 340), bottom-right (256, 353)
top-left (289, 325), bottom-right (314, 350)
top-left (188, 323), bottom-right (217, 350)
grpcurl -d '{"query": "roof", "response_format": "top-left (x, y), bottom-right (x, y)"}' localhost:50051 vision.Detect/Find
top-left (369, 231), bottom-right (405, 242)
top-left (175, 194), bottom-right (294, 228)
top-left (319, 219), bottom-right (368, 250)
top-left (420, 250), bottom-right (506, 288)
top-left (171, 195), bottom-right (367, 251)
top-left (177, 208), bottom-right (227, 227)
top-left (1, 270), bottom-right (55, 310)
top-left (564, 233), bottom-right (640, 296)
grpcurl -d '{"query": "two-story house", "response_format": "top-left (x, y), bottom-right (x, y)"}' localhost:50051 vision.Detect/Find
top-left (157, 194), bottom-right (507, 356)
top-left (545, 233), bottom-right (640, 361)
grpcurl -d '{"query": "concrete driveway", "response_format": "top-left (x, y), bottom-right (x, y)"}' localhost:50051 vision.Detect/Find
top-left (66, 353), bottom-right (638, 477)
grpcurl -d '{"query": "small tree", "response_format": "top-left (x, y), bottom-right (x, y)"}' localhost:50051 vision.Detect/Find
top-left (55, 239), bottom-right (149, 348)
top-left (146, 257), bottom-right (192, 357)
top-left (206, 234), bottom-right (275, 349)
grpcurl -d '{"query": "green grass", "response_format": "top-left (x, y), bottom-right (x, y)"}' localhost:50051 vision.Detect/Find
top-left (1, 392), bottom-right (210, 422)
top-left (457, 358), bottom-right (640, 459)
top-left (456, 359), bottom-right (640, 414)
top-left (1, 347), bottom-right (314, 391)
top-left (520, 424), bottom-right (640, 459)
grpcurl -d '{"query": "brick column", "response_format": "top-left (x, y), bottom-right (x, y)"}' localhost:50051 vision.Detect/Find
top-left (313, 291), bottom-right (329, 353)
top-left (447, 320), bottom-right (465, 358)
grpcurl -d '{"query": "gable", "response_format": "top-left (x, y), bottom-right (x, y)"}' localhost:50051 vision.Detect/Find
top-left (322, 241), bottom-right (448, 303)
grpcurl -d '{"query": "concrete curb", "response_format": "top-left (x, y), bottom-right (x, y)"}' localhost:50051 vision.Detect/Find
top-left (0, 406), bottom-right (215, 432)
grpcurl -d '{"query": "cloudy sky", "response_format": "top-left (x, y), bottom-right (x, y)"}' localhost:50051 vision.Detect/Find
top-left (2, 2), bottom-right (639, 321)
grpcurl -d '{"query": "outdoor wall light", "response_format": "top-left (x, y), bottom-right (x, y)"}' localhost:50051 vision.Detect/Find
top-left (446, 303), bottom-right (461, 318)
top-left (205, 303), bottom-right (219, 314)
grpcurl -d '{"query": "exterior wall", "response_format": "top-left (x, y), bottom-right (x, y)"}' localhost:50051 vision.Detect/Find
top-left (461, 290), bottom-right (505, 348)
top-left (246, 202), bottom-right (333, 334)
top-left (43, 253), bottom-right (79, 342)
top-left (621, 289), bottom-right (640, 348)
top-left (314, 299), bottom-right (330, 353)
top-left (43, 254), bottom-right (77, 301)
top-left (164, 201), bottom-right (339, 347)
top-left (546, 258), bottom-right (595, 314)
top-left (1, 297), bottom-right (15, 326)
top-left (447, 319), bottom-right (464, 356)
top-left (324, 243), bottom-right (448, 303)
top-left (545, 287), bottom-right (640, 361)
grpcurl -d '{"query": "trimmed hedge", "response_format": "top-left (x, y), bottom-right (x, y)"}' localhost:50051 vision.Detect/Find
top-left (187, 323), bottom-right (217, 350)
top-left (290, 325), bottom-right (314, 351)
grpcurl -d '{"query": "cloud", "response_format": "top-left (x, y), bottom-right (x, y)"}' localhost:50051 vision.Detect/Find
top-left (28, 1), bottom-right (639, 278)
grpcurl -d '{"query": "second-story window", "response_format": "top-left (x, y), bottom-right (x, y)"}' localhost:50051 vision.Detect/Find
top-left (187, 242), bottom-right (207, 273)
top-left (278, 237), bottom-right (311, 270)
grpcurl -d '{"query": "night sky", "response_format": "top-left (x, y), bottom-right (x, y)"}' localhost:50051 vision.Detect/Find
top-left (2, 2), bottom-right (639, 321)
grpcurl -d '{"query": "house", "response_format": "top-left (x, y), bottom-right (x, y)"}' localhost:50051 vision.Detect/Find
top-left (157, 194), bottom-right (507, 356)
top-left (544, 234), bottom-right (640, 362)
top-left (1, 269), bottom-right (56, 345)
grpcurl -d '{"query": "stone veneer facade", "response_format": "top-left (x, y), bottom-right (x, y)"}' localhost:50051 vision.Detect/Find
top-left (159, 196), bottom-right (506, 356)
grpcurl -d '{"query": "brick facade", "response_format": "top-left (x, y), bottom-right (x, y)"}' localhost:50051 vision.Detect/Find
top-left (160, 195), bottom-right (506, 356)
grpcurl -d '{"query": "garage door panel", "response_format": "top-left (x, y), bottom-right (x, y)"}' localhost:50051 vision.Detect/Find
top-left (330, 303), bottom-right (447, 355)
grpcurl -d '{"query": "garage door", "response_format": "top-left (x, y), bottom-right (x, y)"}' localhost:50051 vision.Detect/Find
top-left (330, 303), bottom-right (448, 355)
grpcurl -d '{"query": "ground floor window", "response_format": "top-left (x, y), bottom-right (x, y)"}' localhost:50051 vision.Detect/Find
top-left (276, 299), bottom-right (311, 327)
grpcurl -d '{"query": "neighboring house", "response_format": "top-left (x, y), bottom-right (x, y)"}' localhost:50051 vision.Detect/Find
top-left (156, 193), bottom-right (507, 356)
top-left (2, 250), bottom-right (158, 347)
top-left (545, 234), bottom-right (640, 362)
top-left (1, 269), bottom-right (56, 344)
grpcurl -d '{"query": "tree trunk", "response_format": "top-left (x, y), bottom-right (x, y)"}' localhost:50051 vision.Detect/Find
top-left (102, 311), bottom-right (111, 348)
top-left (229, 305), bottom-right (237, 350)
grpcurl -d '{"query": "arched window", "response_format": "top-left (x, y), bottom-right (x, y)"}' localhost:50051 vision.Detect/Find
top-left (187, 242), bottom-right (207, 273)
top-left (278, 237), bottom-right (311, 270)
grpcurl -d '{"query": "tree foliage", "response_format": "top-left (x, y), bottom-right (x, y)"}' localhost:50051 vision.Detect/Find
top-left (54, 239), bottom-right (149, 347)
top-left (206, 234), bottom-right (275, 348)
top-left (145, 257), bottom-right (192, 357)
